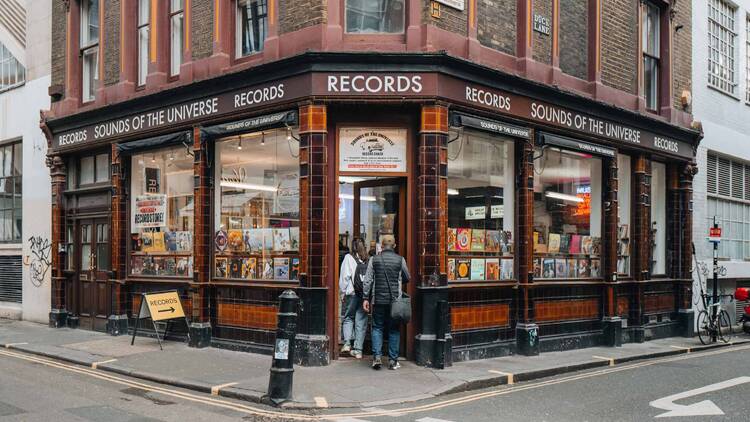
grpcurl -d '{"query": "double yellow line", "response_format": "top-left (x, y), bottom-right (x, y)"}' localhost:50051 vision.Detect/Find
top-left (1, 343), bottom-right (748, 421)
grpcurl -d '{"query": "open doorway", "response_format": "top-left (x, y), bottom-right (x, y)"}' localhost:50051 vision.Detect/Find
top-left (336, 176), bottom-right (408, 359)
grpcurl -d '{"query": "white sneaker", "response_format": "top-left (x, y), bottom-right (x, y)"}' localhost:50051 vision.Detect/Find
top-left (351, 350), bottom-right (363, 359)
top-left (340, 343), bottom-right (351, 354)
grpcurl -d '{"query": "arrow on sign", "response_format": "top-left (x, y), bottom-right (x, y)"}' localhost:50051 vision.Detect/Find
top-left (158, 307), bottom-right (176, 313)
top-left (650, 376), bottom-right (750, 417)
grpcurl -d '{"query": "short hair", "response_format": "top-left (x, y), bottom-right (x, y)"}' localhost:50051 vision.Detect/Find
top-left (380, 234), bottom-right (395, 248)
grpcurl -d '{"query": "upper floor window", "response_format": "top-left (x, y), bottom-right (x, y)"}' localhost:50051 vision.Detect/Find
top-left (0, 141), bottom-right (22, 243)
top-left (746, 17), bottom-right (750, 102)
top-left (138, 0), bottom-right (150, 86)
top-left (0, 42), bottom-right (25, 93)
top-left (80, 0), bottom-right (100, 102)
top-left (236, 0), bottom-right (267, 57)
top-left (170, 0), bottom-right (184, 77)
top-left (642, 2), bottom-right (660, 111)
top-left (708, 0), bottom-right (737, 95)
top-left (346, 0), bottom-right (404, 34)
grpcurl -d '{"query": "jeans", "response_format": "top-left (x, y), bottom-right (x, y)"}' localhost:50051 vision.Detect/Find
top-left (372, 304), bottom-right (400, 361)
top-left (342, 295), bottom-right (368, 352)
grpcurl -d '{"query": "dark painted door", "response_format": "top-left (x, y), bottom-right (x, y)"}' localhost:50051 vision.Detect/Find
top-left (78, 218), bottom-right (110, 331)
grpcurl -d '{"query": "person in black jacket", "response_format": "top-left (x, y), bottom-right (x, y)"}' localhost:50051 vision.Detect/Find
top-left (362, 235), bottom-right (410, 370)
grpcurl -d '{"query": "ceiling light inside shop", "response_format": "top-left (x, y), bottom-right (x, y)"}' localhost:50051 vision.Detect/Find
top-left (220, 181), bottom-right (278, 192)
top-left (339, 193), bottom-right (377, 202)
top-left (339, 176), bottom-right (368, 184)
top-left (545, 191), bottom-right (584, 203)
top-left (447, 188), bottom-right (459, 196)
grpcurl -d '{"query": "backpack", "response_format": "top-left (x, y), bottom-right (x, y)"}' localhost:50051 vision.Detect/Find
top-left (353, 259), bottom-right (367, 298)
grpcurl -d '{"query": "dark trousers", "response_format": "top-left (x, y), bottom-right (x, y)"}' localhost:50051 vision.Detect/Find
top-left (371, 304), bottom-right (400, 361)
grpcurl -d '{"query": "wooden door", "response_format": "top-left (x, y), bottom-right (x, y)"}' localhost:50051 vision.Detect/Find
top-left (77, 218), bottom-right (110, 331)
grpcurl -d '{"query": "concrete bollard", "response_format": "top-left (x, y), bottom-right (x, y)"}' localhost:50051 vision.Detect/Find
top-left (267, 290), bottom-right (299, 406)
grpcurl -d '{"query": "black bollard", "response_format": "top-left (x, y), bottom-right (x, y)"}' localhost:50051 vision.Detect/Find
top-left (267, 290), bottom-right (299, 406)
top-left (434, 300), bottom-right (449, 369)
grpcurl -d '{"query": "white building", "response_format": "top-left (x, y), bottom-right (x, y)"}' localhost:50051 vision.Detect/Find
top-left (0, 0), bottom-right (51, 322)
top-left (692, 0), bottom-right (750, 323)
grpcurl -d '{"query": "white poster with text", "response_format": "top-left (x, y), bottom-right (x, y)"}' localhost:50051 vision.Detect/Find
top-left (339, 128), bottom-right (407, 173)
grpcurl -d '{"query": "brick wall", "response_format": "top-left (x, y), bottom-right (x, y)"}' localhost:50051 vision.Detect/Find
top-left (559, 0), bottom-right (588, 80)
top-left (279, 0), bottom-right (326, 34)
top-left (672, 0), bottom-right (692, 110)
top-left (424, 1), bottom-right (467, 36)
top-left (477, 0), bottom-right (516, 55)
top-left (51, 0), bottom-right (66, 91)
top-left (103, 0), bottom-right (120, 86)
top-left (601, 0), bottom-right (638, 94)
top-left (192, 0), bottom-right (213, 60)
top-left (532, 0), bottom-right (552, 64)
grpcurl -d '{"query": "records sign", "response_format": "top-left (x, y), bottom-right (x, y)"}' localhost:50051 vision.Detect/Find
top-left (134, 194), bottom-right (167, 229)
top-left (339, 128), bottom-right (407, 173)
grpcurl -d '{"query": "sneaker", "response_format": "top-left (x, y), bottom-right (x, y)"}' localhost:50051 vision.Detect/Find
top-left (340, 343), bottom-right (351, 354)
top-left (372, 356), bottom-right (382, 370)
top-left (388, 359), bottom-right (401, 370)
top-left (351, 350), bottom-right (363, 359)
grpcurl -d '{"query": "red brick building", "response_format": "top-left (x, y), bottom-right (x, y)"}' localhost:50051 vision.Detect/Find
top-left (42, 0), bottom-right (701, 366)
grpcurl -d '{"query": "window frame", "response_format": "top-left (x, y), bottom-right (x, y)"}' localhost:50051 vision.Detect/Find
top-left (708, 0), bottom-right (738, 96)
top-left (0, 42), bottom-right (25, 93)
top-left (137, 0), bottom-right (150, 87)
top-left (76, 153), bottom-right (110, 188)
top-left (80, 0), bottom-right (100, 103)
top-left (344, 0), bottom-right (407, 35)
top-left (234, 0), bottom-right (269, 60)
top-left (0, 139), bottom-right (22, 244)
top-left (169, 0), bottom-right (184, 78)
top-left (642, 1), bottom-right (660, 112)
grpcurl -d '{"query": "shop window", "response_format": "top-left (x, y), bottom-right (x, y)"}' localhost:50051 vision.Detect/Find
top-left (213, 128), bottom-right (299, 282)
top-left (617, 154), bottom-right (631, 276)
top-left (446, 131), bottom-right (514, 282)
top-left (66, 224), bottom-right (75, 270)
top-left (651, 161), bottom-right (666, 275)
top-left (129, 145), bottom-right (194, 278)
top-left (137, 0), bottom-right (150, 86)
top-left (533, 148), bottom-right (602, 279)
top-left (345, 0), bottom-right (405, 34)
top-left (80, 0), bottom-right (99, 102)
top-left (170, 0), bottom-right (184, 77)
top-left (236, 0), bottom-right (267, 57)
top-left (0, 141), bottom-right (22, 243)
top-left (642, 2), bottom-right (660, 111)
top-left (78, 153), bottom-right (109, 186)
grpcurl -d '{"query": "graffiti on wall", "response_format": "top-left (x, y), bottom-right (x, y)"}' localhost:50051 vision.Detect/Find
top-left (28, 236), bottom-right (51, 287)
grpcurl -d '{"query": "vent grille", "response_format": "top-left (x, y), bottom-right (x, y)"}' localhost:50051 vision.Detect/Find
top-left (732, 161), bottom-right (744, 198)
top-left (718, 157), bottom-right (731, 196)
top-left (707, 154), bottom-right (717, 194)
top-left (0, 255), bottom-right (22, 303)
top-left (737, 300), bottom-right (748, 322)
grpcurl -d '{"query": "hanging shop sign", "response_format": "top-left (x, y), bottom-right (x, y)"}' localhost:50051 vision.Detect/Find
top-left (450, 112), bottom-right (530, 139)
top-left (339, 128), bottom-right (408, 173)
top-left (434, 0), bottom-right (465, 11)
top-left (134, 194), bottom-right (167, 229)
top-left (538, 132), bottom-right (616, 158)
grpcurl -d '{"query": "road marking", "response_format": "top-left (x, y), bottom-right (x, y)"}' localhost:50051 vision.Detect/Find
top-left (592, 355), bottom-right (615, 366)
top-left (650, 376), bottom-right (750, 417)
top-left (91, 359), bottom-right (117, 369)
top-left (360, 407), bottom-right (404, 417)
top-left (211, 382), bottom-right (238, 396)
top-left (668, 345), bottom-right (691, 353)
top-left (4, 342), bottom-right (28, 348)
top-left (324, 418), bottom-right (370, 422)
top-left (315, 396), bottom-right (329, 408)
top-left (416, 418), bottom-right (456, 422)
top-left (488, 370), bottom-right (514, 385)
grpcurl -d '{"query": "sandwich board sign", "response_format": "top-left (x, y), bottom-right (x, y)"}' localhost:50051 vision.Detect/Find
top-left (131, 290), bottom-right (190, 350)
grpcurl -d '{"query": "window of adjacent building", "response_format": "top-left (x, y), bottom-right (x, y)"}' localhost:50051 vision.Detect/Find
top-left (705, 153), bottom-right (750, 259)
top-left (0, 42), bottom-right (25, 93)
top-left (236, 0), bottom-right (268, 57)
top-left (617, 154), bottom-right (631, 276)
top-left (78, 153), bottom-right (109, 186)
top-left (651, 161), bottom-right (666, 275)
top-left (533, 147), bottom-right (602, 279)
top-left (642, 2), bottom-right (660, 111)
top-left (746, 16), bottom-right (750, 102)
top-left (345, 0), bottom-right (405, 34)
top-left (129, 146), bottom-right (195, 278)
top-left (137, 0), bottom-right (150, 86)
top-left (80, 0), bottom-right (99, 102)
top-left (213, 128), bottom-right (300, 282)
top-left (170, 0), bottom-right (184, 77)
top-left (0, 141), bottom-right (22, 243)
top-left (708, 0), bottom-right (737, 95)
top-left (446, 131), bottom-right (514, 282)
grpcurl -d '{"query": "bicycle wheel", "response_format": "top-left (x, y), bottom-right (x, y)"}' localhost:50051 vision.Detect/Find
top-left (697, 310), bottom-right (710, 345)
top-left (718, 310), bottom-right (733, 343)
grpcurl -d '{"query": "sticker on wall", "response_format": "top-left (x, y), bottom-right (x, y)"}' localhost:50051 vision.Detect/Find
top-left (339, 128), bottom-right (407, 173)
top-left (134, 194), bottom-right (167, 229)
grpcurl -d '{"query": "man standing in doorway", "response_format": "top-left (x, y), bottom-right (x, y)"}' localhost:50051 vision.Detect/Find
top-left (362, 235), bottom-right (410, 370)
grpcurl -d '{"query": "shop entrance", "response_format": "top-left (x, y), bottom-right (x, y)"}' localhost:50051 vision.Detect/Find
top-left (337, 176), bottom-right (409, 359)
top-left (75, 218), bottom-right (110, 331)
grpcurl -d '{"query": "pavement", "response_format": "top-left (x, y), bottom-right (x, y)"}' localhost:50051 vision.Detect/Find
top-left (0, 318), bottom-right (748, 411)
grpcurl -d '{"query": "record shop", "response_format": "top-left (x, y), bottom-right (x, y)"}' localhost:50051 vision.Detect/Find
top-left (42, 53), bottom-right (701, 366)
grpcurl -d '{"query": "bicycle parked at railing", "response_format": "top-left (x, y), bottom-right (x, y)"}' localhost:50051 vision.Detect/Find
top-left (696, 293), bottom-right (734, 345)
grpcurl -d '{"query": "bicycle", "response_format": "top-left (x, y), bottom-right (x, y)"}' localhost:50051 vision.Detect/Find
top-left (696, 293), bottom-right (734, 345)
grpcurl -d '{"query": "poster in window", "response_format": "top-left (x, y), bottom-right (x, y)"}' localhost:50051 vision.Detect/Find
top-left (242, 258), bottom-right (257, 279)
top-left (339, 128), bottom-right (407, 173)
top-left (289, 227), bottom-right (300, 251)
top-left (274, 257), bottom-right (290, 280)
top-left (447, 228), bottom-right (457, 251)
top-left (134, 195), bottom-right (167, 229)
top-left (290, 258), bottom-right (300, 280)
top-left (470, 229), bottom-right (485, 252)
top-left (261, 258), bottom-right (274, 279)
top-left (470, 258), bottom-right (485, 280)
top-left (500, 259), bottom-right (514, 280)
top-left (228, 230), bottom-right (244, 252)
top-left (456, 258), bottom-right (471, 280)
top-left (485, 230), bottom-right (501, 253)
top-left (485, 258), bottom-right (499, 280)
top-left (273, 228), bottom-right (291, 252)
top-left (456, 228), bottom-right (471, 251)
top-left (144, 167), bottom-right (161, 193)
top-left (447, 258), bottom-right (456, 281)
